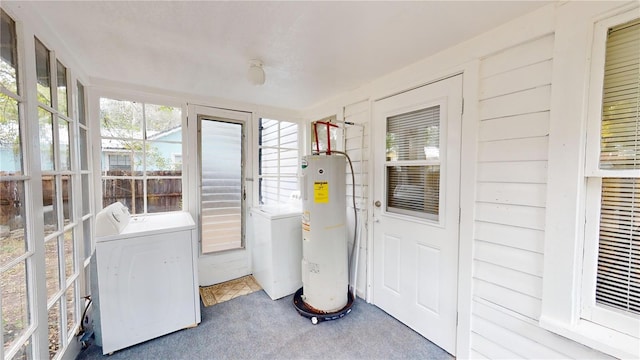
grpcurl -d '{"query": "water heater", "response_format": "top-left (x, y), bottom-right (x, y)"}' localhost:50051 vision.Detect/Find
top-left (300, 154), bottom-right (348, 312)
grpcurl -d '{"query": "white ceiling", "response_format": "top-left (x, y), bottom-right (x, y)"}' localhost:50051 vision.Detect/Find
top-left (28, 1), bottom-right (550, 110)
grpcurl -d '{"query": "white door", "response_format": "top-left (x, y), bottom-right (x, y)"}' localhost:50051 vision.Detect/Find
top-left (372, 75), bottom-right (462, 355)
top-left (188, 105), bottom-right (252, 285)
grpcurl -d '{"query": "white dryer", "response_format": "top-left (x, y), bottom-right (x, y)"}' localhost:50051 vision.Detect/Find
top-left (92, 202), bottom-right (200, 355)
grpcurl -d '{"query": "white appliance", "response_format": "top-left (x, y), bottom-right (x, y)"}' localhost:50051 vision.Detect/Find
top-left (92, 202), bottom-right (200, 355)
top-left (251, 206), bottom-right (302, 300)
top-left (300, 154), bottom-right (348, 312)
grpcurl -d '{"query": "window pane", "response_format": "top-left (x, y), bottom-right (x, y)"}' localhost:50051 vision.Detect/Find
top-left (64, 229), bottom-right (74, 281)
top-left (258, 118), bottom-right (300, 206)
top-left (0, 180), bottom-right (26, 268)
top-left (145, 104), bottom-right (181, 138)
top-left (1, 10), bottom-right (19, 94)
top-left (599, 19), bottom-right (639, 170)
top-left (146, 141), bottom-right (182, 172)
top-left (83, 219), bottom-right (91, 260)
top-left (147, 178), bottom-right (182, 213)
top-left (42, 176), bottom-right (58, 235)
top-left (65, 281), bottom-right (77, 337)
top-left (59, 118), bottom-right (70, 170)
top-left (100, 98), bottom-right (143, 139)
top-left (387, 106), bottom-right (440, 162)
top-left (48, 299), bottom-right (61, 359)
top-left (62, 175), bottom-right (72, 224)
top-left (386, 165), bottom-right (440, 220)
top-left (596, 177), bottom-right (639, 315)
top-left (1, 260), bottom-right (31, 354)
top-left (9, 335), bottom-right (33, 360)
top-left (77, 81), bottom-right (86, 125)
top-left (56, 61), bottom-right (68, 116)
top-left (79, 128), bottom-right (88, 170)
top-left (101, 178), bottom-right (143, 214)
top-left (101, 140), bottom-right (143, 176)
top-left (0, 93), bottom-right (22, 175)
top-left (39, 108), bottom-right (54, 171)
top-left (81, 174), bottom-right (90, 216)
top-left (45, 238), bottom-right (60, 300)
top-left (35, 38), bottom-right (51, 106)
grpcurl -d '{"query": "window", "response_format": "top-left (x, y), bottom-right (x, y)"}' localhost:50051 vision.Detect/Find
top-left (1, 9), bottom-right (33, 360)
top-left (581, 16), bottom-right (639, 334)
top-left (385, 106), bottom-right (440, 220)
top-left (99, 98), bottom-right (183, 214)
top-left (541, 7), bottom-right (639, 359)
top-left (258, 118), bottom-right (299, 206)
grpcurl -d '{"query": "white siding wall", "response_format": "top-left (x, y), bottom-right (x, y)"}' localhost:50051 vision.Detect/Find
top-left (470, 34), bottom-right (609, 359)
top-left (303, 2), bottom-right (633, 358)
top-left (344, 100), bottom-right (370, 297)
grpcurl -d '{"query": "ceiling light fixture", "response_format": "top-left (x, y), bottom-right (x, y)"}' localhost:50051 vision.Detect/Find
top-left (247, 59), bottom-right (265, 86)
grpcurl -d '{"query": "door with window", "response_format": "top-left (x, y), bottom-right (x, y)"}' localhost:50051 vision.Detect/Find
top-left (372, 75), bottom-right (462, 355)
top-left (191, 106), bottom-right (251, 285)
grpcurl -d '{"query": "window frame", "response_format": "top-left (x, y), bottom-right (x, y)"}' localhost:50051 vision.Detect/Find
top-left (256, 117), bottom-right (301, 207)
top-left (97, 95), bottom-right (186, 215)
top-left (541, 4), bottom-right (640, 359)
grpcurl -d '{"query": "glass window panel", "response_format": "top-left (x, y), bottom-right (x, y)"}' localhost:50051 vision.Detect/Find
top-left (79, 128), bottom-right (88, 170)
top-left (59, 118), bottom-right (70, 170)
top-left (101, 178), bottom-right (143, 214)
top-left (62, 175), bottom-right (72, 224)
top-left (64, 230), bottom-right (74, 280)
top-left (0, 93), bottom-right (22, 175)
top-left (311, 121), bottom-right (339, 153)
top-left (42, 176), bottom-right (58, 235)
top-left (83, 219), bottom-right (91, 260)
top-left (45, 238), bottom-right (60, 300)
top-left (99, 98), bottom-right (143, 139)
top-left (0, 180), bottom-right (26, 268)
top-left (101, 141), bottom-right (143, 176)
top-left (56, 61), bottom-right (68, 116)
top-left (65, 281), bottom-right (77, 337)
top-left (35, 38), bottom-right (51, 106)
top-left (599, 19), bottom-right (639, 170)
top-left (146, 141), bottom-right (182, 172)
top-left (48, 299), bottom-right (61, 359)
top-left (147, 178), bottom-right (182, 213)
top-left (9, 335), bottom-right (33, 360)
top-left (77, 81), bottom-right (86, 125)
top-left (1, 10), bottom-right (18, 94)
top-left (39, 108), bottom-right (54, 171)
top-left (386, 165), bottom-right (440, 220)
top-left (1, 260), bottom-right (31, 354)
top-left (81, 174), bottom-right (90, 216)
top-left (387, 106), bottom-right (440, 162)
top-left (145, 104), bottom-right (182, 138)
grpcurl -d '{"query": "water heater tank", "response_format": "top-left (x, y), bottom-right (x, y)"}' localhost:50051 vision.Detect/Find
top-left (301, 154), bottom-right (348, 312)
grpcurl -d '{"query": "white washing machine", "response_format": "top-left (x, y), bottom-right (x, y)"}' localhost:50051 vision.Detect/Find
top-left (251, 206), bottom-right (302, 300)
top-left (92, 202), bottom-right (200, 355)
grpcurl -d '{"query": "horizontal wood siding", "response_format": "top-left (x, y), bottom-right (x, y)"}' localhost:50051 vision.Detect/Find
top-left (344, 100), bottom-right (369, 296)
top-left (471, 33), bottom-right (607, 358)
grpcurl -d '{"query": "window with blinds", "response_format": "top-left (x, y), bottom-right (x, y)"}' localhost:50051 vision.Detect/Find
top-left (594, 18), bottom-right (639, 316)
top-left (385, 106), bottom-right (441, 220)
top-left (258, 118), bottom-right (299, 206)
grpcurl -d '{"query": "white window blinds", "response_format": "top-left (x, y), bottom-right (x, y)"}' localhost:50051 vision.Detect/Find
top-left (385, 106), bottom-right (441, 220)
top-left (599, 19), bottom-right (640, 170)
top-left (595, 18), bottom-right (640, 315)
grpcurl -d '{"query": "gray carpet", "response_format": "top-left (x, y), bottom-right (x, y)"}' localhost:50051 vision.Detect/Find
top-left (76, 290), bottom-right (453, 360)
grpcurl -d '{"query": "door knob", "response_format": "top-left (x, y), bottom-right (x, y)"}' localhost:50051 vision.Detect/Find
top-left (374, 200), bottom-right (381, 207)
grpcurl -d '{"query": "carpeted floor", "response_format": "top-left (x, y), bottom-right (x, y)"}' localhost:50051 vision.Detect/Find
top-left (76, 290), bottom-right (453, 360)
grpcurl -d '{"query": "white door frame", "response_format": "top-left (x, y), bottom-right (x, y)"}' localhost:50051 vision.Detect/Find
top-left (187, 104), bottom-right (254, 286)
top-left (365, 65), bottom-right (480, 358)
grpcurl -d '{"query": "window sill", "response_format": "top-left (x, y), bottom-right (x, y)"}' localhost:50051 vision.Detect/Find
top-left (539, 315), bottom-right (639, 359)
